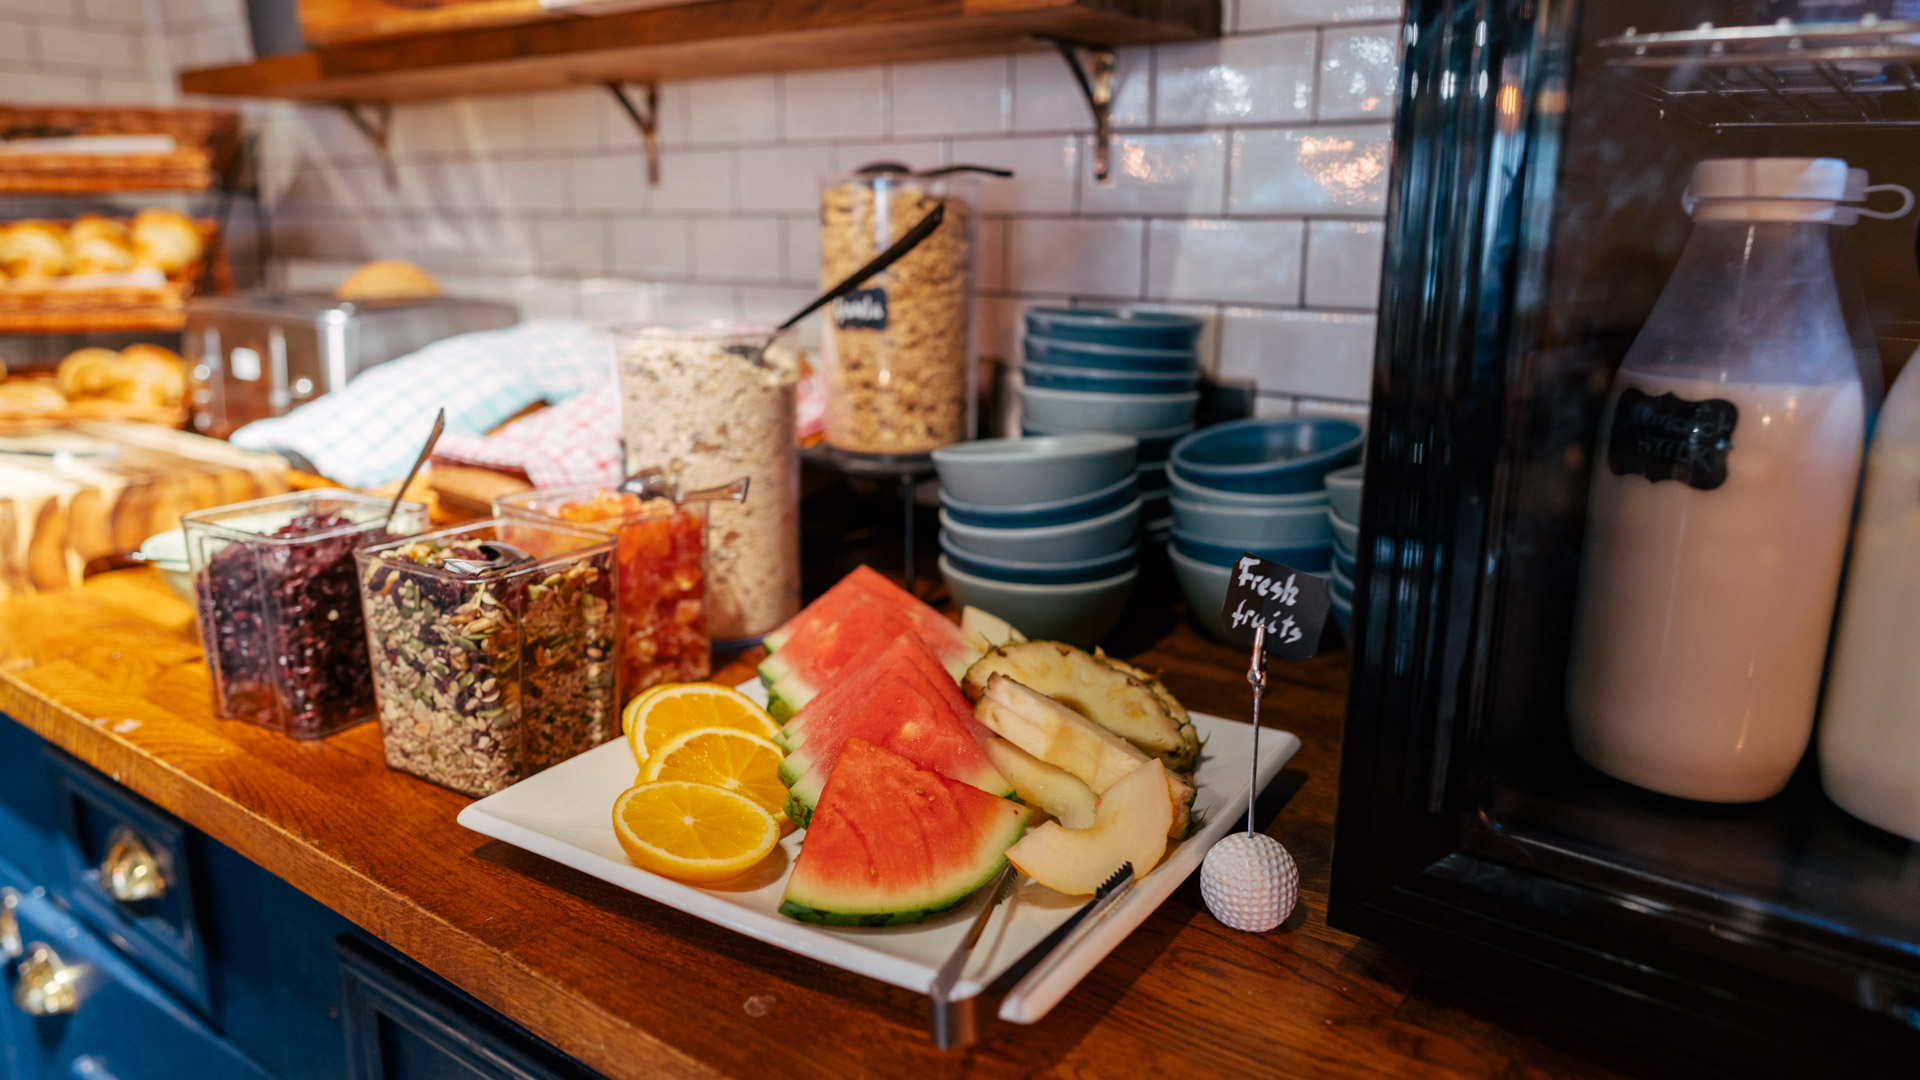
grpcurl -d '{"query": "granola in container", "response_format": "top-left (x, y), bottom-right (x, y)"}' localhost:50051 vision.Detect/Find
top-left (494, 484), bottom-right (710, 702)
top-left (184, 490), bottom-right (428, 738)
top-left (356, 520), bottom-right (619, 797)
top-left (819, 167), bottom-right (978, 455)
top-left (616, 324), bottom-right (799, 643)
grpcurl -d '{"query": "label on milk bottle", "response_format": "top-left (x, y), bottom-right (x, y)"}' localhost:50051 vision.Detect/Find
top-left (832, 288), bottom-right (888, 331)
top-left (1606, 387), bottom-right (1738, 490)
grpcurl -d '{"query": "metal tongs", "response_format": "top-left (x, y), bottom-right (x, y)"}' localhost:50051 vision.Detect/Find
top-left (618, 465), bottom-right (750, 507)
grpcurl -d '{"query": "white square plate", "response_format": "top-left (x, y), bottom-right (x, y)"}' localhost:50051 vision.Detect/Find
top-left (457, 682), bottom-right (1297, 1025)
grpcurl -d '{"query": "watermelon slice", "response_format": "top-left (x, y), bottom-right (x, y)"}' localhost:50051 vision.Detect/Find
top-left (782, 631), bottom-right (995, 753)
top-left (779, 637), bottom-right (1012, 827)
top-left (759, 567), bottom-right (979, 718)
top-left (780, 739), bottom-right (1032, 927)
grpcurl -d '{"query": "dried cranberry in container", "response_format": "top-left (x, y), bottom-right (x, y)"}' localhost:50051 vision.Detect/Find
top-left (493, 484), bottom-right (710, 704)
top-left (183, 490), bottom-right (428, 738)
top-left (355, 520), bottom-right (619, 797)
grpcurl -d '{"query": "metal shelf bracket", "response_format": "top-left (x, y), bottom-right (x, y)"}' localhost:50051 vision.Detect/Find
top-left (1042, 37), bottom-right (1117, 183)
top-left (605, 81), bottom-right (662, 187)
top-left (335, 101), bottom-right (396, 188)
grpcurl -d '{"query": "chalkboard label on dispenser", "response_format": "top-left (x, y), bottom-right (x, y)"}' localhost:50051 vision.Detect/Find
top-left (1220, 555), bottom-right (1330, 662)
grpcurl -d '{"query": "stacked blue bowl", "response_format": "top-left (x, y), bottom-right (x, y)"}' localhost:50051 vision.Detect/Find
top-left (933, 434), bottom-right (1142, 648)
top-left (1018, 308), bottom-right (1206, 547)
top-left (1165, 417), bottom-right (1365, 641)
top-left (1323, 463), bottom-right (1364, 634)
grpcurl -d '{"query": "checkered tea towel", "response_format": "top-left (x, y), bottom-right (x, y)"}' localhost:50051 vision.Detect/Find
top-left (229, 321), bottom-right (613, 489)
top-left (431, 386), bottom-right (625, 489)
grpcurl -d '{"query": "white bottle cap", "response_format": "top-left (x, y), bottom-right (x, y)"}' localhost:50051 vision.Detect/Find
top-left (1686, 157), bottom-right (1848, 223)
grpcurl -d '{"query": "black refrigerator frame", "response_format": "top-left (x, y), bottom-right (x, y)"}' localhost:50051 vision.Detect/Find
top-left (1326, 0), bottom-right (1920, 1073)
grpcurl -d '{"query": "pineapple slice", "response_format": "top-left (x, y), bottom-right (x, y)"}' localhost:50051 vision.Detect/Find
top-left (964, 642), bottom-right (1184, 756)
top-left (983, 738), bottom-right (1097, 828)
top-left (975, 674), bottom-right (1150, 794)
top-left (961, 606), bottom-right (1027, 651)
top-left (1096, 650), bottom-right (1201, 774)
top-left (1006, 759), bottom-right (1174, 895)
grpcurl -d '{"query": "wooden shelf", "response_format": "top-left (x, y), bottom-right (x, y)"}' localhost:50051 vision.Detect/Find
top-left (179, 0), bottom-right (1217, 102)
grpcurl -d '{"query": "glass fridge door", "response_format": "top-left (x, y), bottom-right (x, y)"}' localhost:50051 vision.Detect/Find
top-left (1330, 0), bottom-right (1920, 1070)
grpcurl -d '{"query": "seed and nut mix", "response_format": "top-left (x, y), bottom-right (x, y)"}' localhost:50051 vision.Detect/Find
top-left (820, 177), bottom-right (973, 454)
top-left (359, 537), bottom-right (618, 797)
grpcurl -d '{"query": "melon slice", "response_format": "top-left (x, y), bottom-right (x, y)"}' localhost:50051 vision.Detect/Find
top-left (779, 637), bottom-right (1012, 828)
top-left (983, 738), bottom-right (1097, 829)
top-left (976, 674), bottom-right (1150, 795)
top-left (760, 568), bottom-right (980, 718)
top-left (963, 642), bottom-right (1184, 756)
top-left (782, 631), bottom-right (995, 753)
top-left (1006, 758), bottom-right (1173, 896)
top-left (762, 573), bottom-right (872, 655)
top-left (836, 565), bottom-right (980, 679)
top-left (780, 739), bottom-right (1032, 927)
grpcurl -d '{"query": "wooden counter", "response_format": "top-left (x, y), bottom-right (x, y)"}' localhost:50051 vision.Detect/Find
top-left (0, 570), bottom-right (1706, 1079)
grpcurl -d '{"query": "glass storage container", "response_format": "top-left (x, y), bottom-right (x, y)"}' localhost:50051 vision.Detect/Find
top-left (615, 323), bottom-right (799, 644)
top-left (183, 490), bottom-right (427, 738)
top-left (493, 484), bottom-right (710, 702)
top-left (818, 167), bottom-right (979, 456)
top-left (355, 519), bottom-right (618, 797)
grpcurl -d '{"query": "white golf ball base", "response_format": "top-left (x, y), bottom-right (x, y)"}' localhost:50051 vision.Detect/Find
top-left (1200, 832), bottom-right (1298, 932)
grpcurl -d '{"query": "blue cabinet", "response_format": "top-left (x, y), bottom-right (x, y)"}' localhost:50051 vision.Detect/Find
top-left (0, 713), bottom-right (604, 1080)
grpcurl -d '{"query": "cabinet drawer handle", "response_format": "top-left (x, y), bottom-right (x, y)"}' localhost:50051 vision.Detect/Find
top-left (0, 890), bottom-right (18, 961)
top-left (14, 943), bottom-right (79, 1016)
top-left (100, 828), bottom-right (166, 903)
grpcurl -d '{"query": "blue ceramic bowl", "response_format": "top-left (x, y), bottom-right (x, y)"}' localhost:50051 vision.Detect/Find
top-left (940, 474), bottom-right (1138, 529)
top-left (1171, 495), bottom-right (1333, 546)
top-left (1021, 385), bottom-right (1198, 433)
top-left (1328, 507), bottom-right (1359, 553)
top-left (1025, 419), bottom-right (1193, 462)
top-left (939, 531), bottom-right (1140, 586)
top-left (1329, 562), bottom-right (1354, 605)
top-left (939, 496), bottom-right (1142, 563)
top-left (939, 556), bottom-right (1136, 649)
top-left (1333, 547), bottom-right (1356, 579)
top-left (1324, 463), bottom-right (1364, 523)
top-left (1171, 417), bottom-right (1365, 494)
top-left (1169, 527), bottom-right (1332, 573)
top-left (1021, 361), bottom-right (1199, 395)
top-left (1169, 548), bottom-right (1236, 642)
top-left (1024, 308), bottom-right (1204, 350)
top-left (1025, 335), bottom-right (1199, 373)
top-left (932, 434), bottom-right (1137, 506)
top-left (1169, 466), bottom-right (1330, 509)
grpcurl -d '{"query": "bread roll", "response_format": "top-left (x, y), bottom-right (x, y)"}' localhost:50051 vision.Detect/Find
top-left (335, 258), bottom-right (441, 301)
top-left (1, 221), bottom-right (70, 279)
top-left (67, 215), bottom-right (128, 246)
top-left (56, 345), bottom-right (187, 407)
top-left (56, 348), bottom-right (126, 399)
top-left (68, 215), bottom-right (135, 275)
top-left (130, 209), bottom-right (203, 274)
top-left (0, 380), bottom-right (68, 415)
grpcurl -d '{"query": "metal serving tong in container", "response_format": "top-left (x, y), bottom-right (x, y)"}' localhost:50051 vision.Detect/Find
top-left (619, 465), bottom-right (750, 507)
top-left (927, 860), bottom-right (1136, 1049)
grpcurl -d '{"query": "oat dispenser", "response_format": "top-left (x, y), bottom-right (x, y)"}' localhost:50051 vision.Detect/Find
top-left (818, 165), bottom-right (982, 456)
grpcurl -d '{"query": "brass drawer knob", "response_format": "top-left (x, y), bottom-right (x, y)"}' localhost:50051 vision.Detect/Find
top-left (0, 890), bottom-right (18, 961)
top-left (14, 943), bottom-right (79, 1016)
top-left (101, 828), bottom-right (166, 903)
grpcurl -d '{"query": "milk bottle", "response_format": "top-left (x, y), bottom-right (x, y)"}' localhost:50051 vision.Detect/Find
top-left (1819, 351), bottom-right (1920, 840)
top-left (1566, 158), bottom-right (1864, 804)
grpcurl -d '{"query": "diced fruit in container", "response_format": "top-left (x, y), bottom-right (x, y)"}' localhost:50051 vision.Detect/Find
top-left (623, 682), bottom-right (779, 765)
top-left (961, 606), bottom-right (1027, 651)
top-left (780, 739), bottom-right (1031, 927)
top-left (1096, 650), bottom-right (1201, 773)
top-left (976, 673), bottom-right (1150, 794)
top-left (612, 780), bottom-right (779, 883)
top-left (983, 737), bottom-right (1097, 829)
top-left (964, 642), bottom-right (1184, 756)
top-left (779, 636), bottom-right (1010, 828)
top-left (1007, 759), bottom-right (1174, 895)
top-left (642, 726), bottom-right (788, 825)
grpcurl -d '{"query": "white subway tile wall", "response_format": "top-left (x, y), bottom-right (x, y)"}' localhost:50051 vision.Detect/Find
top-left (131, 0), bottom-right (1401, 413)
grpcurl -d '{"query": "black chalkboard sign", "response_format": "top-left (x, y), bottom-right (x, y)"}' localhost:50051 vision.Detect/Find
top-left (832, 287), bottom-right (889, 330)
top-left (1219, 555), bottom-right (1330, 662)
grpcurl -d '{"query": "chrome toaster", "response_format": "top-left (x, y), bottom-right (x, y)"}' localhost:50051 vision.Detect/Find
top-left (183, 293), bottom-right (520, 437)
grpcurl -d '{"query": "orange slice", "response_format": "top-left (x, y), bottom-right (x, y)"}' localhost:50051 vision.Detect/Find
top-left (611, 781), bottom-right (779, 883)
top-left (622, 683), bottom-right (779, 766)
top-left (643, 727), bottom-right (787, 823)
